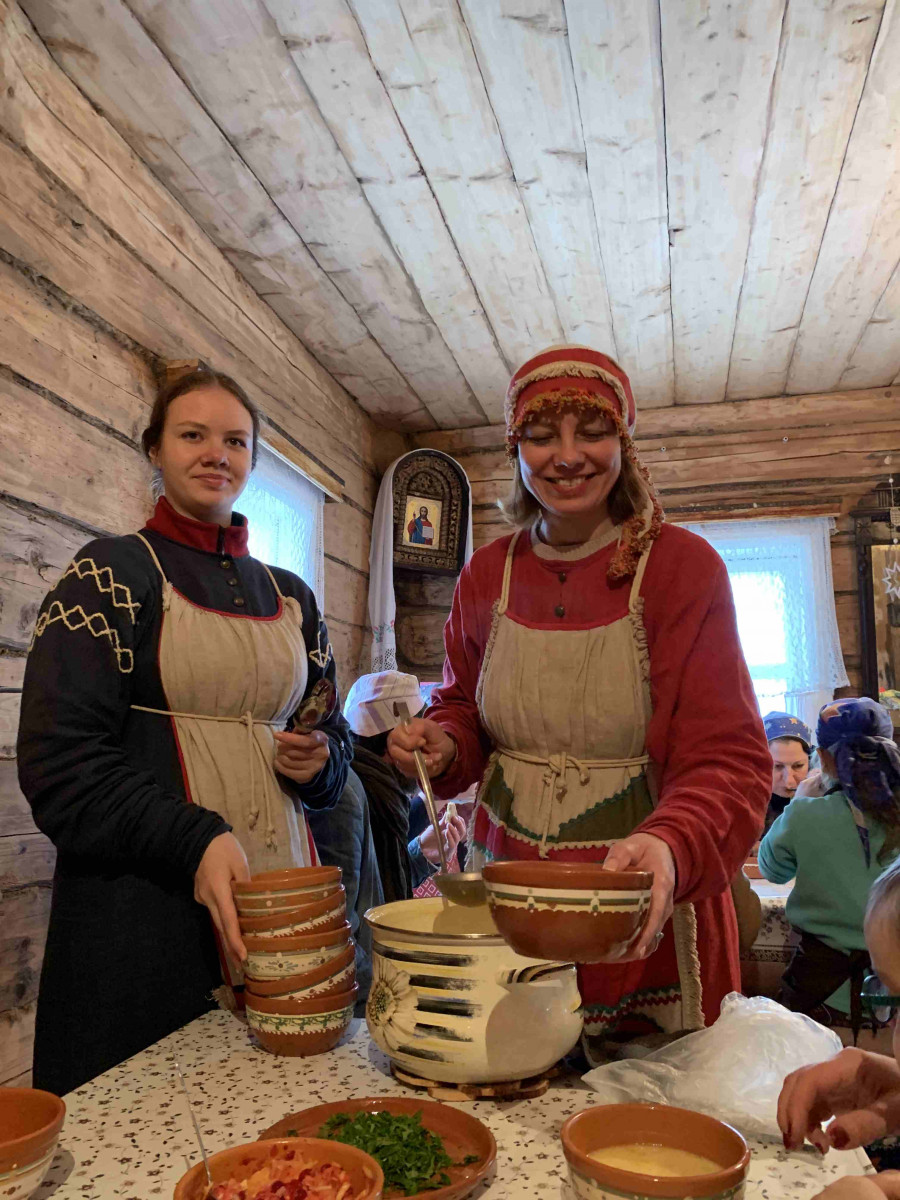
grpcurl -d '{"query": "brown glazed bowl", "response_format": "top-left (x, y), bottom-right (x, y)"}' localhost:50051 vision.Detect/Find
top-left (244, 942), bottom-right (356, 1000)
top-left (173, 1137), bottom-right (383, 1200)
top-left (243, 921), bottom-right (352, 981)
top-left (0, 1087), bottom-right (65, 1199)
top-left (245, 987), bottom-right (358, 1057)
top-left (238, 889), bottom-right (346, 937)
top-left (261, 1097), bottom-right (497, 1200)
top-left (482, 860), bottom-right (653, 963)
top-left (233, 866), bottom-right (342, 915)
top-left (561, 1103), bottom-right (750, 1200)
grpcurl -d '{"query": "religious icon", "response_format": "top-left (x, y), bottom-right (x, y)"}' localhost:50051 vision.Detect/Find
top-left (402, 495), bottom-right (442, 550)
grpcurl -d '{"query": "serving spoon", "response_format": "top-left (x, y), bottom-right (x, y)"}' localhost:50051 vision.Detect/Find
top-left (291, 678), bottom-right (337, 732)
top-left (393, 701), bottom-right (487, 907)
top-left (173, 1057), bottom-right (215, 1200)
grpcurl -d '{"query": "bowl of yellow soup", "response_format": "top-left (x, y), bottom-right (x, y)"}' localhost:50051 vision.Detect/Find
top-left (560, 1103), bottom-right (750, 1199)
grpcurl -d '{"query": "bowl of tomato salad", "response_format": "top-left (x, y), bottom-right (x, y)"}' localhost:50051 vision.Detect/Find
top-left (173, 1137), bottom-right (383, 1200)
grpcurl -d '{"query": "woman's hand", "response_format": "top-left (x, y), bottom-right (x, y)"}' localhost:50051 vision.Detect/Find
top-left (419, 806), bottom-right (467, 866)
top-left (194, 831), bottom-right (250, 964)
top-left (811, 1177), bottom-right (900, 1200)
top-left (273, 729), bottom-right (330, 784)
top-left (603, 832), bottom-right (676, 959)
top-left (779, 1048), bottom-right (900, 1153)
top-left (388, 718), bottom-right (457, 779)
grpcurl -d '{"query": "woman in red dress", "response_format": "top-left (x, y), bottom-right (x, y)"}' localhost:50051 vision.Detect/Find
top-left (389, 345), bottom-right (771, 1061)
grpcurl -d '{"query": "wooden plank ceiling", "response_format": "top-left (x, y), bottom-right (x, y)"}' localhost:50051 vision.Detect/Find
top-left (17, 0), bottom-right (900, 431)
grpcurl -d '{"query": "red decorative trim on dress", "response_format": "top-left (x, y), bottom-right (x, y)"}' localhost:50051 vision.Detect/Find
top-left (145, 495), bottom-right (250, 557)
top-left (168, 585), bottom-right (285, 623)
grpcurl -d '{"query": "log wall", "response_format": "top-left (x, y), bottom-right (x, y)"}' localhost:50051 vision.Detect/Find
top-left (414, 389), bottom-right (900, 696)
top-left (0, 0), bottom-right (405, 1086)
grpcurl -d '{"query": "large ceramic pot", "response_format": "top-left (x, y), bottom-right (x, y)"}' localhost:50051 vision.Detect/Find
top-left (364, 898), bottom-right (583, 1084)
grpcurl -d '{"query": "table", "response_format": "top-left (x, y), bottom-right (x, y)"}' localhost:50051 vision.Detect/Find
top-left (34, 1010), bottom-right (874, 1199)
top-left (740, 878), bottom-right (795, 1003)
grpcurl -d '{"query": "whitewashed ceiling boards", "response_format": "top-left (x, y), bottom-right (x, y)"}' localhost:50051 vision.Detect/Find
top-left (14, 0), bottom-right (900, 432)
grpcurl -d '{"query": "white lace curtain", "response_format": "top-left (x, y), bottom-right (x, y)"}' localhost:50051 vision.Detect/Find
top-left (240, 443), bottom-right (325, 607)
top-left (683, 516), bottom-right (849, 731)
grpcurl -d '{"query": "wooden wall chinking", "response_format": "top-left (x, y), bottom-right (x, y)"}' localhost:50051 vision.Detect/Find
top-left (0, 0), bottom-right (406, 1087)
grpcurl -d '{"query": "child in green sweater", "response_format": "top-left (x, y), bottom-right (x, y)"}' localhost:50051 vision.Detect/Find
top-left (759, 698), bottom-right (900, 1037)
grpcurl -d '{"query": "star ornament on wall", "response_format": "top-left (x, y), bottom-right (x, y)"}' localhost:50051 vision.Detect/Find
top-left (883, 559), bottom-right (900, 602)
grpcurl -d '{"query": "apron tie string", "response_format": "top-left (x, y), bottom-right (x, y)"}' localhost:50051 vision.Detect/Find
top-left (498, 745), bottom-right (651, 859)
top-left (131, 704), bottom-right (283, 851)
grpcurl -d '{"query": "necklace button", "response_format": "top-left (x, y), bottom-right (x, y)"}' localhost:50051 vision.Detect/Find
top-left (555, 604), bottom-right (566, 618)
top-left (558, 572), bottom-right (568, 583)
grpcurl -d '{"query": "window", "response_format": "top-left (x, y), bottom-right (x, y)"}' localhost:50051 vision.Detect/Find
top-left (683, 517), bottom-right (848, 730)
top-left (239, 443), bottom-right (325, 607)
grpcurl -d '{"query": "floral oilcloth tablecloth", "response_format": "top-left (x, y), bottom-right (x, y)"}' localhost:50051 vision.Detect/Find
top-left (30, 1008), bottom-right (875, 1200)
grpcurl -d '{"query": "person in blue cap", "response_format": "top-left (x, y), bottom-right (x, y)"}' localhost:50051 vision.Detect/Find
top-left (759, 697), bottom-right (900, 1040)
top-left (763, 710), bottom-right (817, 832)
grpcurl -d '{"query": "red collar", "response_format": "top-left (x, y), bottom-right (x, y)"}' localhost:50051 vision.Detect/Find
top-left (144, 496), bottom-right (250, 557)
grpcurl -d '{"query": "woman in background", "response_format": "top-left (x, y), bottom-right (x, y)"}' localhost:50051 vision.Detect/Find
top-left (389, 344), bottom-right (771, 1062)
top-left (759, 697), bottom-right (900, 1038)
top-left (18, 364), bottom-right (349, 1094)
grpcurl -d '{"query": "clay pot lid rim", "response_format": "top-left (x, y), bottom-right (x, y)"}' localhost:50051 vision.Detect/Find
top-left (560, 1104), bottom-right (750, 1195)
top-left (0, 1089), bottom-right (65, 1158)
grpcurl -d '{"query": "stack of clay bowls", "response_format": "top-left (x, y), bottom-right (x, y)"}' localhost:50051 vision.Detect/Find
top-left (233, 867), bottom-right (357, 1056)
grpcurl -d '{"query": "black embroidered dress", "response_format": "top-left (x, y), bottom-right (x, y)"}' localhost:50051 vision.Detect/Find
top-left (17, 498), bottom-right (350, 1095)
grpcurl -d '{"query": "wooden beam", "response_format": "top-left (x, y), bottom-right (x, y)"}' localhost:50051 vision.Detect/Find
top-left (788, 1), bottom-right (900, 393)
top-left (347, 0), bottom-right (566, 367)
top-left (266, 0), bottom-right (507, 423)
top-left (726, 0), bottom-right (883, 400)
top-left (122, 0), bottom-right (482, 430)
top-left (660, 0), bottom-right (786, 404)
top-left (0, 761), bottom-right (35, 837)
top-left (0, 1002), bottom-right (35, 1086)
top-left (0, 0), bottom-right (382, 510)
top-left (455, 0), bottom-right (617, 353)
top-left (1, 369), bottom-right (151, 541)
top-left (0, 499), bottom-right (87, 653)
top-left (565, 0), bottom-right (674, 408)
top-left (18, 0), bottom-right (439, 427)
top-left (413, 385), bottom-right (900, 452)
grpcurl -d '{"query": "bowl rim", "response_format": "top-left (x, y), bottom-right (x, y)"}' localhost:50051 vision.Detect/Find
top-left (483, 860), bottom-right (653, 891)
top-left (0, 1089), bottom-right (65, 1166)
top-left (243, 921), bottom-right (352, 952)
top-left (245, 983), bottom-right (359, 1015)
top-left (244, 942), bottom-right (356, 994)
top-left (173, 1136), bottom-right (383, 1200)
top-left (233, 866), bottom-right (341, 894)
top-left (560, 1103), bottom-right (750, 1198)
top-left (239, 893), bottom-right (347, 931)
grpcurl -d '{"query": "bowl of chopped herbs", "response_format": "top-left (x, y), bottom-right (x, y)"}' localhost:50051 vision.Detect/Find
top-left (260, 1097), bottom-right (496, 1199)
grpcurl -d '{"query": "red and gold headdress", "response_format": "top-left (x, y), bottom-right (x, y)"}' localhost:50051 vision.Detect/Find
top-left (505, 344), bottom-right (664, 579)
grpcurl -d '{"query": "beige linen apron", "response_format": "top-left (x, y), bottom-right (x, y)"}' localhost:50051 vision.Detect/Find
top-left (470, 530), bottom-right (703, 1053)
top-left (132, 534), bottom-right (314, 875)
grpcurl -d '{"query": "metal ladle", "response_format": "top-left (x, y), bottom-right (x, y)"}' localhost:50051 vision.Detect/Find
top-left (393, 701), bottom-right (487, 907)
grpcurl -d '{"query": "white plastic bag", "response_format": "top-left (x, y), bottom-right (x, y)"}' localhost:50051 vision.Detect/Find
top-left (581, 992), bottom-right (842, 1139)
